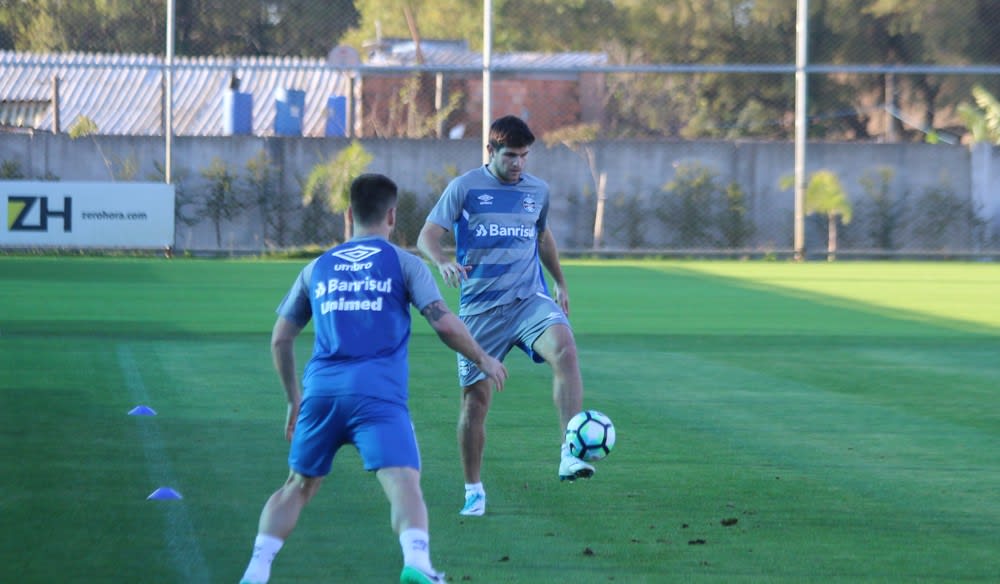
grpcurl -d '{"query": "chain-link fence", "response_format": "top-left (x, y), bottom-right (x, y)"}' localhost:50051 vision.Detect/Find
top-left (2, 1), bottom-right (999, 256)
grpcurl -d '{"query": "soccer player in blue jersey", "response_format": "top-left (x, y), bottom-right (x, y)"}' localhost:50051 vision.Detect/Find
top-left (417, 115), bottom-right (594, 517)
top-left (239, 173), bottom-right (508, 584)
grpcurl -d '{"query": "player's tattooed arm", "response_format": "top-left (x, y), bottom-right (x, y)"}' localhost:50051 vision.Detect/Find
top-left (422, 298), bottom-right (507, 391)
top-left (420, 299), bottom-right (449, 323)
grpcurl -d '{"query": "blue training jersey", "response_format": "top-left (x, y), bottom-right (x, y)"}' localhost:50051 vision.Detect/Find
top-left (426, 165), bottom-right (550, 316)
top-left (275, 236), bottom-right (443, 404)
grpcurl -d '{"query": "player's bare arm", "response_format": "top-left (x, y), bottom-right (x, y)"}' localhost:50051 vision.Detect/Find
top-left (270, 315), bottom-right (305, 440)
top-left (417, 221), bottom-right (469, 287)
top-left (419, 299), bottom-right (450, 323)
top-left (421, 300), bottom-right (508, 391)
top-left (537, 228), bottom-right (571, 315)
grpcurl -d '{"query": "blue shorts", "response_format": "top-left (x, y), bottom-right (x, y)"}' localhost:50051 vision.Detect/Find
top-left (457, 292), bottom-right (571, 387)
top-left (288, 394), bottom-right (420, 477)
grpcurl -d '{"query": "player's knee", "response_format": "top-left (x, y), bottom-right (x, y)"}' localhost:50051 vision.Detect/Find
top-left (460, 384), bottom-right (491, 421)
top-left (537, 325), bottom-right (578, 362)
top-left (548, 340), bottom-right (579, 369)
top-left (286, 472), bottom-right (322, 499)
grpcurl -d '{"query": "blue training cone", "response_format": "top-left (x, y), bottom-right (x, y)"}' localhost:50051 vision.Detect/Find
top-left (128, 405), bottom-right (157, 416)
top-left (147, 487), bottom-right (183, 500)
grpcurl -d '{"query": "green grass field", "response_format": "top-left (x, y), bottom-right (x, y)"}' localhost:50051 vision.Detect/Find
top-left (1, 257), bottom-right (998, 583)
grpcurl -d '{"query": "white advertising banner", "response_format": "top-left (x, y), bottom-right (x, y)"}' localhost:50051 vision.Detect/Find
top-left (1, 181), bottom-right (175, 248)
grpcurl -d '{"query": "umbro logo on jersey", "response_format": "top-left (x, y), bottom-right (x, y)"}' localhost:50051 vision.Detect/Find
top-left (332, 244), bottom-right (381, 263)
top-left (477, 194), bottom-right (494, 205)
top-left (331, 244), bottom-right (381, 271)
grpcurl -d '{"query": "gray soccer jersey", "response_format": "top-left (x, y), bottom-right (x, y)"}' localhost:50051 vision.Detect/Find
top-left (426, 165), bottom-right (550, 316)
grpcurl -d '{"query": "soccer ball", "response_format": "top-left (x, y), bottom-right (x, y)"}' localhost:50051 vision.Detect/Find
top-left (565, 410), bottom-right (616, 461)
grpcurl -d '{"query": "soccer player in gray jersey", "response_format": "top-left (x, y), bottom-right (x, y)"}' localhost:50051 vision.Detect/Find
top-left (239, 174), bottom-right (507, 584)
top-left (417, 115), bottom-right (595, 518)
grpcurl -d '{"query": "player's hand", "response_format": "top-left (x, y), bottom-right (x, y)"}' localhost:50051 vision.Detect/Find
top-left (437, 261), bottom-right (470, 287)
top-left (284, 400), bottom-right (300, 441)
top-left (478, 356), bottom-right (508, 392)
top-left (553, 282), bottom-right (570, 316)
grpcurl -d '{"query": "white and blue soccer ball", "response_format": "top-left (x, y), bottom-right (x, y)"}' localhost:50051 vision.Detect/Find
top-left (565, 410), bottom-right (616, 461)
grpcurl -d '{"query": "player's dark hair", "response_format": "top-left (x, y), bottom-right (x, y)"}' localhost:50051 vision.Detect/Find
top-left (350, 173), bottom-right (398, 227)
top-left (489, 115), bottom-right (535, 150)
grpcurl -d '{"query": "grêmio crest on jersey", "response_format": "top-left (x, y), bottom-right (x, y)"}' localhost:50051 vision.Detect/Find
top-left (521, 194), bottom-right (538, 213)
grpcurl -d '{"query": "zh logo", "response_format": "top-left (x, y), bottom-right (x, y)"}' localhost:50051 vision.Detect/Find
top-left (7, 196), bottom-right (72, 232)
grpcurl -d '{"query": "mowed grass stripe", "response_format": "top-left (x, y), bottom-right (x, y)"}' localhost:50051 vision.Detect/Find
top-left (117, 344), bottom-right (212, 584)
top-left (664, 261), bottom-right (1000, 332)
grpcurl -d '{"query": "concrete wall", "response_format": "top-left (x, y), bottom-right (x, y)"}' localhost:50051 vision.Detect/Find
top-left (2, 132), bottom-right (997, 254)
top-left (971, 142), bottom-right (1000, 244)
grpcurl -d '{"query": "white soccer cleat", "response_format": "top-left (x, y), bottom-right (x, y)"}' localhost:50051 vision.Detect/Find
top-left (400, 565), bottom-right (446, 583)
top-left (459, 491), bottom-right (486, 516)
top-left (559, 455), bottom-right (595, 481)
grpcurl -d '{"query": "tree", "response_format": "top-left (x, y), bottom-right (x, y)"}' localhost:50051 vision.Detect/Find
top-left (1, 0), bottom-right (164, 52)
top-left (341, 0), bottom-right (483, 52)
top-left (812, 0), bottom-right (1000, 142)
top-left (659, 163), bottom-right (725, 248)
top-left (373, 74), bottom-right (465, 138)
top-left (780, 169), bottom-right (853, 259)
top-left (858, 167), bottom-right (900, 251)
top-left (199, 158), bottom-right (245, 249)
top-left (303, 141), bottom-right (373, 242)
top-left (245, 149), bottom-right (294, 248)
top-left (493, 0), bottom-right (621, 51)
top-left (957, 85), bottom-right (1000, 145)
top-left (0, 0), bottom-right (359, 56)
top-left (805, 170), bottom-right (853, 261)
top-left (342, 0), bottom-right (620, 53)
top-left (543, 123), bottom-right (608, 249)
top-left (0, 160), bottom-right (26, 178)
top-left (609, 0), bottom-right (794, 140)
top-left (175, 0), bottom-right (360, 57)
top-left (909, 184), bottom-right (984, 251)
top-left (720, 181), bottom-right (753, 249)
top-left (150, 161), bottom-right (196, 250)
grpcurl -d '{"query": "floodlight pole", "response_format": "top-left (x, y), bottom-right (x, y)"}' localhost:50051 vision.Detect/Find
top-left (164, 0), bottom-right (175, 184)
top-left (482, 0), bottom-right (493, 164)
top-left (793, 0), bottom-right (808, 260)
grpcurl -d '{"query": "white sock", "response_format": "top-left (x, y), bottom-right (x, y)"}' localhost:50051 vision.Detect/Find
top-left (400, 528), bottom-right (434, 574)
top-left (464, 482), bottom-right (484, 496)
top-left (241, 533), bottom-right (284, 583)
top-left (561, 442), bottom-right (572, 457)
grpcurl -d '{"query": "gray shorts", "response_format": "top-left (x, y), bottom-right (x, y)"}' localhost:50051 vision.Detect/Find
top-left (456, 292), bottom-right (571, 387)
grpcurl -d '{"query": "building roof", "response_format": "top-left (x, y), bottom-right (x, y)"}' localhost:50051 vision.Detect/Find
top-left (0, 51), bottom-right (351, 137)
top-left (366, 38), bottom-right (608, 70)
top-left (0, 44), bottom-right (606, 137)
